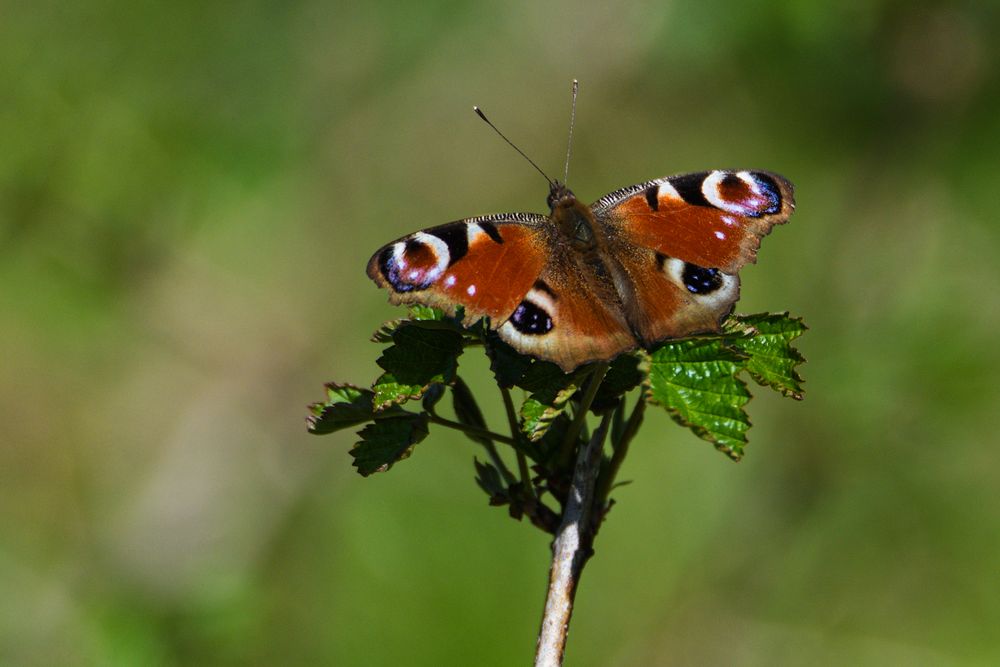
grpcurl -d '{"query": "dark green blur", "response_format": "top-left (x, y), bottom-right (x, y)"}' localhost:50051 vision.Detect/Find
top-left (2, 1), bottom-right (998, 665)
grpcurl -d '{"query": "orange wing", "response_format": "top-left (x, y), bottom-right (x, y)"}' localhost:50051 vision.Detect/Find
top-left (594, 170), bottom-right (795, 274)
top-left (367, 213), bottom-right (637, 371)
top-left (608, 243), bottom-right (741, 346)
top-left (367, 214), bottom-right (550, 325)
top-left (495, 246), bottom-right (636, 372)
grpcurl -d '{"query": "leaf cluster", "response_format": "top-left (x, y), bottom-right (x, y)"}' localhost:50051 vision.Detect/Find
top-left (307, 308), bottom-right (805, 533)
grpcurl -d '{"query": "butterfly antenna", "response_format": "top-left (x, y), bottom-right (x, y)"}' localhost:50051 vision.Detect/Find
top-left (474, 106), bottom-right (554, 187)
top-left (563, 79), bottom-right (578, 185)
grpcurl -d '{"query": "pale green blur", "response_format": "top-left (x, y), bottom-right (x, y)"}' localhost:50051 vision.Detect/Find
top-left (2, 1), bottom-right (999, 665)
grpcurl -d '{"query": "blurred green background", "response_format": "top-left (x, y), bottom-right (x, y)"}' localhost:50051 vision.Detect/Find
top-left (3, 1), bottom-right (999, 665)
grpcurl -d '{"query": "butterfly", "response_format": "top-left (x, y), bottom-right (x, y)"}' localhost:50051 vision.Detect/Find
top-left (367, 166), bottom-right (794, 372)
top-left (366, 95), bottom-right (794, 372)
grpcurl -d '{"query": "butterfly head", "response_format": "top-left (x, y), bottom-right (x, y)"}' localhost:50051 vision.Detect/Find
top-left (546, 181), bottom-right (577, 211)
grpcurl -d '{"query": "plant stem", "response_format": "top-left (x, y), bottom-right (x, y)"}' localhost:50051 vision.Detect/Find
top-left (595, 396), bottom-right (645, 508)
top-left (482, 438), bottom-right (517, 486)
top-left (501, 386), bottom-right (536, 499)
top-left (452, 376), bottom-right (516, 485)
top-left (535, 411), bottom-right (612, 667)
top-left (427, 414), bottom-right (519, 448)
top-left (558, 362), bottom-right (610, 466)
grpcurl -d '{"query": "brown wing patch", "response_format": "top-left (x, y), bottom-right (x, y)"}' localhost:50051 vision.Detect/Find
top-left (367, 216), bottom-right (548, 325)
top-left (597, 170), bottom-right (794, 274)
top-left (611, 246), bottom-right (740, 346)
top-left (497, 250), bottom-right (636, 372)
top-left (612, 195), bottom-right (749, 271)
top-left (437, 223), bottom-right (546, 318)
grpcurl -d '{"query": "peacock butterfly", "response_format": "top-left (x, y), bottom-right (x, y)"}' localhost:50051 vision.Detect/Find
top-left (367, 87), bottom-right (795, 372)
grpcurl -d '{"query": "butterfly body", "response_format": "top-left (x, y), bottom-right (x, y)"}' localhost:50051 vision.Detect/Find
top-left (368, 170), bottom-right (794, 371)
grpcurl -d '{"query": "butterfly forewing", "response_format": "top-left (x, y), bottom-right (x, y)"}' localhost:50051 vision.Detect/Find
top-left (367, 213), bottom-right (550, 325)
top-left (594, 170), bottom-right (795, 274)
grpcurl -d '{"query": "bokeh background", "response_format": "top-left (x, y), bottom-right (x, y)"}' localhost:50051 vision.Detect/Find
top-left (3, 1), bottom-right (999, 665)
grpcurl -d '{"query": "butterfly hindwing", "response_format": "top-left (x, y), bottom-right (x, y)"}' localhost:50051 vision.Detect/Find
top-left (496, 245), bottom-right (636, 371)
top-left (594, 170), bottom-right (795, 273)
top-left (609, 242), bottom-right (741, 346)
top-left (367, 214), bottom-right (551, 325)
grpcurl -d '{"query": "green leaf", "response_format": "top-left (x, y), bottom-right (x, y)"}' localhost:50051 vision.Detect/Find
top-left (729, 312), bottom-right (807, 399)
top-left (306, 383), bottom-right (378, 435)
top-left (451, 377), bottom-right (491, 448)
top-left (371, 305), bottom-right (469, 343)
top-left (484, 332), bottom-right (534, 389)
top-left (535, 411), bottom-right (571, 463)
top-left (350, 412), bottom-right (430, 476)
top-left (590, 353), bottom-right (646, 413)
top-left (518, 362), bottom-right (583, 443)
top-left (372, 324), bottom-right (465, 410)
top-left (371, 373), bottom-right (425, 411)
top-left (371, 319), bottom-right (406, 343)
top-left (421, 383), bottom-right (446, 413)
top-left (377, 324), bottom-right (464, 382)
top-left (408, 305), bottom-right (448, 321)
top-left (473, 458), bottom-right (508, 504)
top-left (645, 338), bottom-right (752, 460)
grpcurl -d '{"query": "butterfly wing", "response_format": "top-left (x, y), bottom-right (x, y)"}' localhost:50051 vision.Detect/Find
top-left (367, 170), bottom-right (794, 371)
top-left (367, 213), bottom-right (551, 324)
top-left (495, 242), bottom-right (636, 372)
top-left (367, 212), bottom-right (637, 371)
top-left (594, 170), bottom-right (794, 345)
top-left (604, 241), bottom-right (742, 346)
top-left (594, 170), bottom-right (794, 273)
